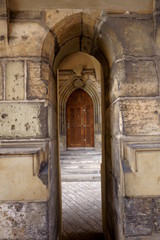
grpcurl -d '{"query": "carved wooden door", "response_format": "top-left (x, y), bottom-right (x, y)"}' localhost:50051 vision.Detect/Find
top-left (66, 89), bottom-right (94, 148)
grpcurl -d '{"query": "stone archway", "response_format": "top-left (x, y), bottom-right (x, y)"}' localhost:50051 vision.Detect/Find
top-left (41, 10), bottom-right (125, 240)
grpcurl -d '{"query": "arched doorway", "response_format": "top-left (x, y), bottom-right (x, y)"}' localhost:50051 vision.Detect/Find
top-left (58, 52), bottom-right (102, 151)
top-left (66, 89), bottom-right (94, 148)
top-left (41, 11), bottom-right (125, 240)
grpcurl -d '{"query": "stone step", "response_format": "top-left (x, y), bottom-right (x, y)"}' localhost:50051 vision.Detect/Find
top-left (60, 159), bottom-right (101, 165)
top-left (60, 156), bottom-right (101, 161)
top-left (61, 163), bottom-right (101, 170)
top-left (60, 149), bottom-right (102, 182)
top-left (60, 150), bottom-right (101, 156)
top-left (60, 151), bottom-right (101, 161)
top-left (61, 169), bottom-right (100, 175)
top-left (61, 173), bottom-right (101, 182)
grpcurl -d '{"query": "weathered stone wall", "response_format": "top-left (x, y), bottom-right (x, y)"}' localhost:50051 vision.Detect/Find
top-left (0, 1), bottom-right (60, 239)
top-left (0, 201), bottom-right (48, 240)
top-left (1, 0), bottom-right (160, 239)
top-left (105, 9), bottom-right (160, 240)
top-left (124, 197), bottom-right (160, 239)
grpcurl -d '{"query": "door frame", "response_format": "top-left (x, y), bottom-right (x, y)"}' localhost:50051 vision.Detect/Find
top-left (58, 69), bottom-right (101, 151)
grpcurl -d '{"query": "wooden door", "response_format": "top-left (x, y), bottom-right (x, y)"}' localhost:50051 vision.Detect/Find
top-left (66, 89), bottom-right (94, 148)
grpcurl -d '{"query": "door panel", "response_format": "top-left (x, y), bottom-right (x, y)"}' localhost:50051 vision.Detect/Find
top-left (84, 105), bottom-right (94, 147)
top-left (67, 89), bottom-right (94, 148)
top-left (69, 107), bottom-right (82, 146)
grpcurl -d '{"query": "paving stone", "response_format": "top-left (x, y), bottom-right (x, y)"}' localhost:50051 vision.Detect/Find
top-left (62, 182), bottom-right (104, 240)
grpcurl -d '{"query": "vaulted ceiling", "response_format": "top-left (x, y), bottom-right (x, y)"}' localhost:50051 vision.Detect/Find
top-left (9, 0), bottom-right (153, 13)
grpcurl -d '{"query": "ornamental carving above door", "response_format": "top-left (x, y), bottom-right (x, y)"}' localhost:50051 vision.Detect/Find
top-left (66, 89), bottom-right (94, 148)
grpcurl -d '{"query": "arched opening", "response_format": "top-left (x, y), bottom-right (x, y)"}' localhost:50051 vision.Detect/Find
top-left (58, 51), bottom-right (102, 151)
top-left (57, 49), bottom-right (106, 239)
top-left (58, 52), bottom-right (103, 239)
top-left (41, 11), bottom-right (125, 240)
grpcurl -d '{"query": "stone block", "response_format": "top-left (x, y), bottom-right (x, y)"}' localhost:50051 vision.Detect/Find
top-left (125, 172), bottom-right (160, 196)
top-left (107, 16), bottom-right (154, 57)
top-left (136, 151), bottom-right (160, 173)
top-left (110, 61), bottom-right (125, 101)
top-left (53, 37), bottom-right (80, 73)
top-left (27, 61), bottom-right (47, 99)
top-left (82, 10), bottom-right (101, 38)
top-left (7, 22), bottom-right (48, 57)
top-left (52, 12), bottom-right (82, 47)
top-left (125, 60), bottom-right (158, 96)
top-left (154, 198), bottom-right (160, 233)
top-left (126, 236), bottom-right (160, 240)
top-left (10, 10), bottom-right (42, 20)
top-left (156, 58), bottom-right (160, 79)
top-left (0, 63), bottom-right (3, 100)
top-left (0, 102), bottom-right (48, 139)
top-left (81, 37), bottom-right (92, 54)
top-left (122, 142), bottom-right (160, 196)
top-left (0, 155), bottom-right (48, 200)
top-left (0, 0), bottom-right (7, 17)
top-left (60, 135), bottom-right (66, 151)
top-left (95, 133), bottom-right (102, 150)
top-left (41, 61), bottom-right (50, 82)
top-left (44, 9), bottom-right (81, 30)
top-left (111, 60), bottom-right (158, 100)
top-left (124, 197), bottom-right (153, 237)
top-left (41, 31), bottom-right (55, 63)
top-left (0, 19), bottom-right (8, 43)
top-left (0, 201), bottom-right (48, 239)
top-left (108, 102), bottom-right (121, 136)
top-left (155, 16), bottom-right (160, 53)
top-left (95, 15), bottom-right (123, 66)
top-left (120, 99), bottom-right (160, 136)
top-left (5, 61), bottom-right (25, 100)
top-left (48, 104), bottom-right (54, 139)
top-left (154, 0), bottom-right (160, 12)
top-left (48, 75), bottom-right (56, 104)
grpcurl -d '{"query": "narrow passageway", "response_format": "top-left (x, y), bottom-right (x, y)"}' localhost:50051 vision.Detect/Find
top-left (58, 51), bottom-right (104, 239)
top-left (60, 149), bottom-right (104, 239)
top-left (61, 181), bottom-right (104, 240)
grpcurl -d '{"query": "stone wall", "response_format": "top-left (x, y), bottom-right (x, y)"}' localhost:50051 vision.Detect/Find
top-left (124, 197), bottom-right (160, 239)
top-left (0, 201), bottom-right (48, 240)
top-left (1, 0), bottom-right (160, 239)
top-left (106, 8), bottom-right (160, 240)
top-left (0, 1), bottom-right (60, 239)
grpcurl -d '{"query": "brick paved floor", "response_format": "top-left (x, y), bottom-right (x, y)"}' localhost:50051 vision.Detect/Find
top-left (62, 182), bottom-right (104, 240)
